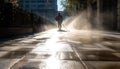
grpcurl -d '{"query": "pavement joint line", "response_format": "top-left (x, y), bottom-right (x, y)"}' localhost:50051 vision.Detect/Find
top-left (66, 39), bottom-right (89, 69)
top-left (8, 55), bottom-right (26, 69)
top-left (71, 46), bottom-right (89, 69)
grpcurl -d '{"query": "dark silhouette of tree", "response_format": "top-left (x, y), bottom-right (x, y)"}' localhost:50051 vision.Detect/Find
top-left (61, 0), bottom-right (87, 14)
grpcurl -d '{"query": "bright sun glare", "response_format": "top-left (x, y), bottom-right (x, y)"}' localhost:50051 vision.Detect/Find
top-left (57, 0), bottom-right (64, 11)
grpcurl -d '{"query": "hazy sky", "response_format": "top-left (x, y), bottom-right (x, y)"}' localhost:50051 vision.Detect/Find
top-left (57, 0), bottom-right (64, 11)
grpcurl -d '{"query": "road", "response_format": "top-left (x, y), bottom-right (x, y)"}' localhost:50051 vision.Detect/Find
top-left (0, 29), bottom-right (120, 69)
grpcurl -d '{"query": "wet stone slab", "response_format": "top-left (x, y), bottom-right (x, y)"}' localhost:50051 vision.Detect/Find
top-left (11, 60), bottom-right (85, 69)
top-left (85, 61), bottom-right (120, 69)
top-left (56, 52), bottom-right (79, 60)
top-left (0, 51), bottom-right (8, 58)
top-left (0, 43), bottom-right (13, 47)
top-left (77, 51), bottom-right (120, 61)
top-left (24, 52), bottom-right (52, 59)
top-left (113, 53), bottom-right (120, 58)
top-left (24, 52), bottom-right (80, 60)
top-left (1, 48), bottom-right (32, 59)
top-left (0, 59), bottom-right (21, 69)
top-left (102, 36), bottom-right (120, 41)
top-left (73, 46), bottom-right (115, 53)
top-left (102, 42), bottom-right (120, 52)
top-left (1, 51), bottom-right (26, 59)
top-left (0, 46), bottom-right (21, 51)
top-left (19, 39), bottom-right (39, 44)
top-left (11, 43), bottom-right (36, 46)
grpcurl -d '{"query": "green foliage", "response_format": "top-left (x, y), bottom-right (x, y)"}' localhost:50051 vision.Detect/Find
top-left (4, 0), bottom-right (10, 3)
top-left (11, 1), bottom-right (18, 7)
top-left (3, 0), bottom-right (18, 7)
top-left (61, 0), bottom-right (87, 15)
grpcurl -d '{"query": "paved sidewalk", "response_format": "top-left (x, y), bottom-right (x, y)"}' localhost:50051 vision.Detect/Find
top-left (0, 29), bottom-right (120, 69)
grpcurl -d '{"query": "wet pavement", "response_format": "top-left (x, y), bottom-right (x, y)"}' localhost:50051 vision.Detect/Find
top-left (0, 29), bottom-right (120, 69)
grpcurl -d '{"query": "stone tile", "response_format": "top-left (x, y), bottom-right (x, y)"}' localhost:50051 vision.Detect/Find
top-left (0, 59), bottom-right (21, 69)
top-left (0, 51), bottom-right (8, 58)
top-left (1, 48), bottom-right (31, 59)
top-left (85, 61), bottom-right (120, 69)
top-left (77, 51), bottom-right (120, 61)
top-left (0, 46), bottom-right (20, 51)
top-left (113, 53), bottom-right (120, 58)
top-left (11, 60), bottom-right (84, 69)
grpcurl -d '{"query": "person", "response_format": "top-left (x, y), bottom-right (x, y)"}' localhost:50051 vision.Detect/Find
top-left (55, 13), bottom-right (63, 30)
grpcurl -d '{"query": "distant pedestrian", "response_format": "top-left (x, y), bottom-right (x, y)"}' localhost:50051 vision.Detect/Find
top-left (55, 13), bottom-right (63, 31)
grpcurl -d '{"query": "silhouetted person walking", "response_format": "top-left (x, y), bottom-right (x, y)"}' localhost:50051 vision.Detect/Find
top-left (55, 13), bottom-right (63, 31)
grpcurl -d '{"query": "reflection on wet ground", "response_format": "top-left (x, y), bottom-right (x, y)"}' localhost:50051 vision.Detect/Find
top-left (0, 29), bottom-right (120, 69)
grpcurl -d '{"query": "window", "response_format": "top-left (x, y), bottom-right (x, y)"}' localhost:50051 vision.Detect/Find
top-left (37, 0), bottom-right (45, 3)
top-left (49, 0), bottom-right (53, 3)
top-left (38, 5), bottom-right (45, 8)
top-left (25, 5), bottom-right (29, 7)
top-left (31, 0), bottom-right (36, 3)
top-left (25, 1), bottom-right (29, 3)
top-left (33, 5), bottom-right (36, 7)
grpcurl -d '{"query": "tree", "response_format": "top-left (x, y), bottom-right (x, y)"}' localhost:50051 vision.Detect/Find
top-left (4, 0), bottom-right (9, 3)
top-left (61, 0), bottom-right (87, 15)
top-left (3, 0), bottom-right (18, 7)
top-left (11, 1), bottom-right (18, 7)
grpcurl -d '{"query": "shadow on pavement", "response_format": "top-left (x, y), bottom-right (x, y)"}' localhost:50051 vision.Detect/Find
top-left (57, 29), bottom-right (68, 32)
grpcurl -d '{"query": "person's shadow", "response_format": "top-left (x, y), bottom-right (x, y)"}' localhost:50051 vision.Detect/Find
top-left (58, 29), bottom-right (67, 32)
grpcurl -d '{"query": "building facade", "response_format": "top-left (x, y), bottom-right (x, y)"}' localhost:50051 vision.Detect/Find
top-left (18, 0), bottom-right (57, 21)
